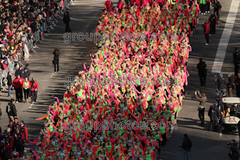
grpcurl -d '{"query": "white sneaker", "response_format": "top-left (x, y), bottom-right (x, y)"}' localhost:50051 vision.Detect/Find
top-left (204, 13), bottom-right (206, 15)
top-left (205, 43), bottom-right (209, 45)
top-left (16, 101), bottom-right (18, 103)
top-left (208, 11), bottom-right (210, 13)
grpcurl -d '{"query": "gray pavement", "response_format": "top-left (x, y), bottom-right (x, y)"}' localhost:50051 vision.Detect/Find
top-left (0, 0), bottom-right (239, 159)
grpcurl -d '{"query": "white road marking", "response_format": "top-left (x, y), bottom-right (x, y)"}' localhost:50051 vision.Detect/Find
top-left (211, 0), bottom-right (240, 73)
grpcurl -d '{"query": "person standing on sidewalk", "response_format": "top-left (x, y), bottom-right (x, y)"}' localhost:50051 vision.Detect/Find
top-left (233, 47), bottom-right (240, 76)
top-left (22, 78), bottom-right (30, 103)
top-left (11, 75), bottom-right (24, 103)
top-left (202, 19), bottom-right (210, 45)
top-left (53, 47), bottom-right (60, 73)
top-left (234, 73), bottom-right (240, 97)
top-left (6, 72), bottom-right (12, 97)
top-left (6, 98), bottom-right (17, 123)
top-left (208, 11), bottom-right (218, 36)
top-left (208, 101), bottom-right (220, 132)
top-left (29, 78), bottom-right (38, 104)
top-left (227, 73), bottom-right (234, 97)
top-left (197, 58), bottom-right (207, 86)
top-left (195, 90), bottom-right (207, 125)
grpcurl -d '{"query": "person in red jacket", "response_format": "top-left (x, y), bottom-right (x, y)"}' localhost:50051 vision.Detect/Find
top-left (11, 74), bottom-right (24, 103)
top-left (202, 19), bottom-right (210, 45)
top-left (29, 77), bottom-right (39, 104)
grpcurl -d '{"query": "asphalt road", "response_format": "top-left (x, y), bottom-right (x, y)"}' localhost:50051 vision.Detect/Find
top-left (0, 0), bottom-right (239, 159)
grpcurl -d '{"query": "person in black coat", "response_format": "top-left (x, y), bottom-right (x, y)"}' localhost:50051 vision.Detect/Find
top-left (233, 47), bottom-right (240, 76)
top-left (179, 134), bottom-right (192, 160)
top-left (6, 99), bottom-right (17, 123)
top-left (197, 58), bottom-right (207, 86)
top-left (23, 63), bottom-right (31, 80)
top-left (208, 101), bottom-right (220, 132)
top-left (53, 47), bottom-right (60, 73)
top-left (7, 72), bottom-right (12, 97)
top-left (63, 8), bottom-right (71, 32)
top-left (208, 11), bottom-right (218, 36)
top-left (15, 66), bottom-right (24, 78)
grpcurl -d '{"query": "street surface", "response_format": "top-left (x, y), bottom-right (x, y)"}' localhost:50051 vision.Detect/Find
top-left (0, 0), bottom-right (239, 159)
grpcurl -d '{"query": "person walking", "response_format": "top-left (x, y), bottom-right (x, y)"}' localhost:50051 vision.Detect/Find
top-left (53, 47), bottom-right (60, 73)
top-left (6, 98), bottom-right (17, 123)
top-left (208, 101), bottom-right (220, 132)
top-left (22, 78), bottom-right (30, 103)
top-left (206, 0), bottom-right (210, 13)
top-left (63, 8), bottom-right (71, 32)
top-left (234, 73), bottom-right (240, 97)
top-left (6, 72), bottom-right (12, 97)
top-left (199, 0), bottom-right (206, 15)
top-left (197, 58), bottom-right (207, 86)
top-left (195, 90), bottom-right (207, 125)
top-left (23, 63), bottom-right (30, 80)
top-left (214, 0), bottom-right (221, 20)
top-left (216, 73), bottom-right (227, 97)
top-left (233, 47), bottom-right (240, 76)
top-left (29, 78), bottom-right (38, 104)
top-left (227, 73), bottom-right (234, 97)
top-left (202, 19), bottom-right (210, 45)
top-left (179, 134), bottom-right (192, 160)
top-left (208, 11), bottom-right (218, 36)
top-left (11, 127), bottom-right (24, 157)
top-left (11, 75), bottom-right (24, 103)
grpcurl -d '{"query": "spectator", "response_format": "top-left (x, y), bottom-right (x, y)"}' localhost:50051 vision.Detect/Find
top-left (208, 101), bottom-right (220, 132)
top-left (180, 134), bottom-right (192, 160)
top-left (214, 0), bottom-right (221, 20)
top-left (234, 73), bottom-right (240, 97)
top-left (11, 74), bottom-right (24, 103)
top-left (208, 11), bottom-right (218, 36)
top-left (63, 8), bottom-right (71, 32)
top-left (6, 98), bottom-right (17, 123)
top-left (23, 63), bottom-right (30, 80)
top-left (216, 73), bottom-right (227, 97)
top-left (53, 47), bottom-right (60, 73)
top-left (197, 58), bottom-right (207, 86)
top-left (14, 66), bottom-right (23, 78)
top-left (6, 72), bottom-right (12, 97)
top-left (201, 19), bottom-right (210, 45)
top-left (233, 47), bottom-right (240, 76)
top-left (227, 73), bottom-right (234, 97)
top-left (195, 90), bottom-right (207, 125)
top-left (29, 77), bottom-right (38, 104)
